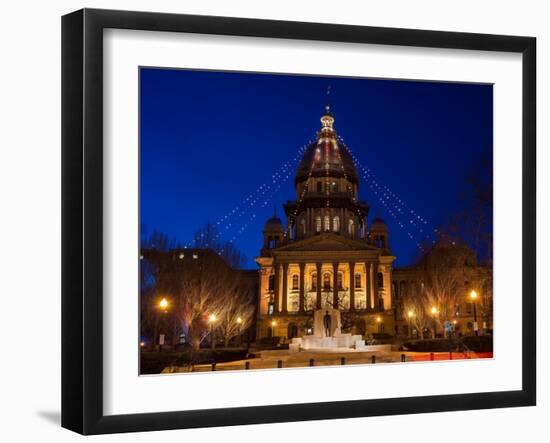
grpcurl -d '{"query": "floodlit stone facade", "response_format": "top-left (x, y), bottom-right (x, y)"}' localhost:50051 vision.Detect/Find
top-left (255, 106), bottom-right (396, 340)
top-left (255, 106), bottom-right (492, 342)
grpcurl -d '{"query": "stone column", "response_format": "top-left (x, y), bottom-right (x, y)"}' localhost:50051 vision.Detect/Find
top-left (365, 261), bottom-right (372, 310)
top-left (281, 263), bottom-right (288, 313)
top-left (372, 262), bottom-right (379, 311)
top-left (273, 263), bottom-right (280, 313)
top-left (316, 262), bottom-right (322, 309)
top-left (299, 262), bottom-right (305, 313)
top-left (349, 262), bottom-right (355, 311)
top-left (332, 262), bottom-right (339, 309)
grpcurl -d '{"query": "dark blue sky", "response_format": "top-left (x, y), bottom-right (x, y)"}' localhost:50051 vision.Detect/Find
top-left (140, 68), bottom-right (492, 268)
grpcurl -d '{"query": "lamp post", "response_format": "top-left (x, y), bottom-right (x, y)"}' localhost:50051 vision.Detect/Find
top-left (470, 290), bottom-right (479, 336)
top-left (236, 316), bottom-right (243, 347)
top-left (209, 313), bottom-right (217, 350)
top-left (376, 316), bottom-right (382, 333)
top-left (270, 320), bottom-right (277, 338)
top-left (430, 306), bottom-right (438, 339)
top-left (407, 310), bottom-right (414, 338)
top-left (157, 298), bottom-right (169, 351)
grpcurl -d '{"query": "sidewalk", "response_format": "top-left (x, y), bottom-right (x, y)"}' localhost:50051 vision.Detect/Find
top-left (162, 350), bottom-right (493, 373)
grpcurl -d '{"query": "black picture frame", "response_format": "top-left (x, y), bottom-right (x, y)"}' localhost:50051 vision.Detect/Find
top-left (62, 8), bottom-right (536, 435)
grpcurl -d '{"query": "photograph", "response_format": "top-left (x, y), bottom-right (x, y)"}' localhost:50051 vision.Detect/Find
top-left (138, 68), bottom-right (494, 375)
top-left (0, 0), bottom-right (543, 440)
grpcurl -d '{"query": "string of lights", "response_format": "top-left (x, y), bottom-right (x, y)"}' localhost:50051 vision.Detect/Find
top-left (355, 161), bottom-right (427, 232)
top-left (220, 147), bottom-right (304, 253)
top-left (340, 137), bottom-right (438, 250)
top-left (183, 145), bottom-right (306, 249)
top-left (286, 138), bottom-right (322, 238)
top-left (332, 138), bottom-right (364, 222)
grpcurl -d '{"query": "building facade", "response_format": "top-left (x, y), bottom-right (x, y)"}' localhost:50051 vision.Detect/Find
top-left (255, 106), bottom-right (492, 341)
top-left (255, 106), bottom-right (397, 340)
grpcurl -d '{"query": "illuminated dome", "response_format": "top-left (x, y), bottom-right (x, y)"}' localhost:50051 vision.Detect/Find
top-left (295, 106), bottom-right (359, 186)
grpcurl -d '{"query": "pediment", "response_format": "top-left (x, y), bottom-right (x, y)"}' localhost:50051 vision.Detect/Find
top-left (275, 233), bottom-right (378, 252)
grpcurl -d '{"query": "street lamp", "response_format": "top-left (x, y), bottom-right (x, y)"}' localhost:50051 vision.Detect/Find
top-left (470, 290), bottom-right (479, 336)
top-left (376, 316), bottom-right (382, 333)
top-left (159, 297), bottom-right (169, 311)
top-left (407, 310), bottom-right (414, 338)
top-left (430, 306), bottom-right (438, 339)
top-left (236, 316), bottom-right (243, 346)
top-left (209, 313), bottom-right (217, 350)
top-left (156, 298), bottom-right (170, 351)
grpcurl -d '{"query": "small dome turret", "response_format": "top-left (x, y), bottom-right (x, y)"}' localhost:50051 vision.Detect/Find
top-left (371, 217), bottom-right (388, 231)
top-left (264, 213), bottom-right (283, 233)
top-left (262, 210), bottom-right (284, 252)
top-left (370, 217), bottom-right (389, 249)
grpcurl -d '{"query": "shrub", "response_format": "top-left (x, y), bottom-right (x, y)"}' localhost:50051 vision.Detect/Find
top-left (461, 335), bottom-right (493, 352)
top-left (402, 338), bottom-right (458, 352)
top-left (402, 335), bottom-right (493, 353)
top-left (372, 332), bottom-right (393, 340)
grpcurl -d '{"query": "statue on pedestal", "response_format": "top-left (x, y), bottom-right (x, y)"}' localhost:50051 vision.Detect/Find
top-left (323, 310), bottom-right (332, 337)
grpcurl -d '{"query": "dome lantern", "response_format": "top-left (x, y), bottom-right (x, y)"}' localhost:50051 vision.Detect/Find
top-left (320, 104), bottom-right (335, 132)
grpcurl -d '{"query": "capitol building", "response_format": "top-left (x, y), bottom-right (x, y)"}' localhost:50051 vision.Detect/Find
top-left (255, 106), bottom-right (491, 342)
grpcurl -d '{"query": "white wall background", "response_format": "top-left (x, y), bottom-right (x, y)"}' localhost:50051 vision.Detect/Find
top-left (0, 0), bottom-right (546, 441)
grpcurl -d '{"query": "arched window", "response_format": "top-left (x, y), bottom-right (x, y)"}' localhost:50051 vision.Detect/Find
top-left (333, 216), bottom-right (340, 232)
top-left (311, 273), bottom-right (317, 290)
top-left (324, 215), bottom-right (330, 231)
top-left (323, 273), bottom-right (331, 290)
top-left (316, 216), bottom-right (322, 233)
top-left (377, 272), bottom-right (384, 288)
top-left (292, 274), bottom-right (299, 290)
top-left (348, 219), bottom-right (354, 237)
top-left (268, 274), bottom-right (275, 291)
top-left (337, 272), bottom-right (343, 290)
top-left (355, 273), bottom-right (362, 288)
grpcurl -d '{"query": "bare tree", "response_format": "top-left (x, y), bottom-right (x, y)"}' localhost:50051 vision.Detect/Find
top-left (215, 282), bottom-right (255, 348)
top-left (194, 223), bottom-right (247, 269)
top-left (141, 226), bottom-right (251, 350)
top-left (417, 240), bottom-right (475, 337)
top-left (173, 252), bottom-right (247, 350)
top-left (142, 247), bottom-right (255, 351)
top-left (402, 285), bottom-right (430, 340)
